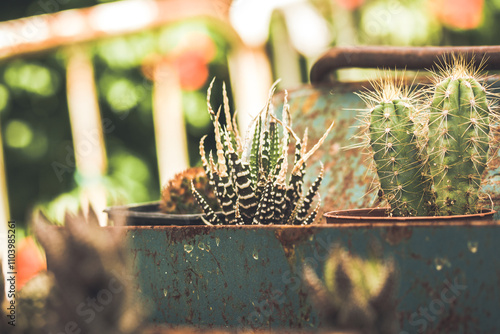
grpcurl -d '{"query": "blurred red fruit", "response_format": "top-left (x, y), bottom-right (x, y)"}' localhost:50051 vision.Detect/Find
top-left (16, 236), bottom-right (46, 289)
top-left (432, 0), bottom-right (484, 29)
top-left (336, 0), bottom-right (365, 10)
top-left (172, 50), bottom-right (209, 91)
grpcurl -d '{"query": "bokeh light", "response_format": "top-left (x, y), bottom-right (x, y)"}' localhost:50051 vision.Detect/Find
top-left (4, 61), bottom-right (58, 96)
top-left (0, 84), bottom-right (10, 112)
top-left (5, 119), bottom-right (34, 149)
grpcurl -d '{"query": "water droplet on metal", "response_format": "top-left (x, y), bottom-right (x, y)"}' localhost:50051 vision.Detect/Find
top-left (184, 244), bottom-right (194, 253)
top-left (163, 289), bottom-right (168, 297)
top-left (467, 241), bottom-right (478, 253)
top-left (434, 257), bottom-right (450, 271)
top-left (216, 237), bottom-right (220, 246)
top-left (198, 242), bottom-right (205, 251)
top-left (252, 249), bottom-right (259, 260)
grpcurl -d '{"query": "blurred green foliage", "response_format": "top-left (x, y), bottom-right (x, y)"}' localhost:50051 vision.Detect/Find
top-left (0, 18), bottom-right (232, 226)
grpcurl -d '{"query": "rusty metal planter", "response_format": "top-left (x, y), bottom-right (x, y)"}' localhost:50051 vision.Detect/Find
top-left (122, 221), bottom-right (500, 332)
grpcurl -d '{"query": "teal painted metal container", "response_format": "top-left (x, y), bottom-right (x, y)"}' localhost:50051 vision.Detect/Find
top-left (123, 220), bottom-right (500, 332)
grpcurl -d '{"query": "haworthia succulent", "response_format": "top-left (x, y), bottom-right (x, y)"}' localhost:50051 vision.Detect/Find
top-left (192, 80), bottom-right (333, 225)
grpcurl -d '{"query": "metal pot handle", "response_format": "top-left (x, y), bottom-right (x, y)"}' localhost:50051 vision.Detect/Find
top-left (310, 46), bottom-right (500, 84)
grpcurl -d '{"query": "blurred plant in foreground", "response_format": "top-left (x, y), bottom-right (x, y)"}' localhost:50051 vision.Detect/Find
top-left (1, 208), bottom-right (145, 333)
top-left (303, 244), bottom-right (399, 333)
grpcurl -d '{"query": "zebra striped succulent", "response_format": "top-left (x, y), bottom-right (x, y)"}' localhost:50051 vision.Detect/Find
top-left (191, 80), bottom-right (334, 225)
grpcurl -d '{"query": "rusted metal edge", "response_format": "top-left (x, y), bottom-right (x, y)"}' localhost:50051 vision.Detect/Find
top-left (108, 219), bottom-right (500, 230)
top-left (310, 46), bottom-right (500, 84)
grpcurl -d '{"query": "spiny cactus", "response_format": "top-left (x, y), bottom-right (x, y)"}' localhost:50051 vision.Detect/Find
top-left (191, 79), bottom-right (334, 225)
top-left (303, 245), bottom-right (399, 334)
top-left (160, 166), bottom-right (219, 214)
top-left (359, 73), bottom-right (433, 217)
top-left (428, 56), bottom-right (495, 215)
top-left (358, 59), bottom-right (497, 217)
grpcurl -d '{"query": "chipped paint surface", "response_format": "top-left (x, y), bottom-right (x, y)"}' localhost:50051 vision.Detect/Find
top-left (274, 83), bottom-right (374, 224)
top-left (124, 221), bottom-right (500, 332)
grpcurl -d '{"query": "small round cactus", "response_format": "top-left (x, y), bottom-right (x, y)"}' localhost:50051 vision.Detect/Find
top-left (160, 167), bottom-right (219, 214)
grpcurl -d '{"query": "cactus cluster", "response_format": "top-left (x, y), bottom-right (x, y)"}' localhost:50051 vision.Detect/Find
top-left (303, 245), bottom-right (399, 333)
top-left (191, 80), bottom-right (334, 225)
top-left (360, 57), bottom-right (497, 217)
top-left (160, 167), bottom-right (219, 214)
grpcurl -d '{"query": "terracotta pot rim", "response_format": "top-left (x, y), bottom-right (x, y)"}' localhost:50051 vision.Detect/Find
top-left (324, 207), bottom-right (497, 222)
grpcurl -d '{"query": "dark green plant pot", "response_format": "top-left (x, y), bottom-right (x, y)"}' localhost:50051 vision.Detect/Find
top-left (105, 202), bottom-right (212, 226)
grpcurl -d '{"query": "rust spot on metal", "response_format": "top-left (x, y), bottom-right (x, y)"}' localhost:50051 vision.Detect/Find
top-left (300, 90), bottom-right (321, 115)
top-left (274, 227), bottom-right (315, 259)
top-left (382, 226), bottom-right (412, 245)
top-left (166, 225), bottom-right (214, 243)
top-left (409, 252), bottom-right (422, 260)
top-left (429, 307), bottom-right (477, 333)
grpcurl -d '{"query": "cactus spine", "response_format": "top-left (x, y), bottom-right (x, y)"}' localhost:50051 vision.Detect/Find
top-left (429, 59), bottom-right (491, 215)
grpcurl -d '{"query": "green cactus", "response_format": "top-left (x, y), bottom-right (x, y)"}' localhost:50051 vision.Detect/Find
top-left (362, 76), bottom-right (433, 217)
top-left (160, 166), bottom-right (219, 214)
top-left (428, 59), bottom-right (492, 215)
top-left (359, 60), bottom-right (495, 217)
top-left (303, 245), bottom-right (399, 333)
top-left (192, 80), bottom-right (334, 225)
